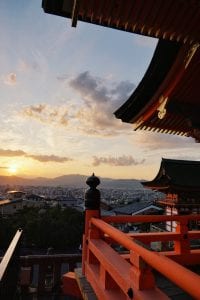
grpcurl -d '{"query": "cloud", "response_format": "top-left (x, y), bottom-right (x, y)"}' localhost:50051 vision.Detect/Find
top-left (18, 72), bottom-right (135, 136)
top-left (0, 148), bottom-right (72, 163)
top-left (20, 104), bottom-right (69, 127)
top-left (92, 155), bottom-right (145, 166)
top-left (70, 71), bottom-right (110, 105)
top-left (134, 36), bottom-right (158, 49)
top-left (133, 131), bottom-right (196, 150)
top-left (69, 71), bottom-right (135, 136)
top-left (0, 149), bottom-right (25, 157)
top-left (57, 74), bottom-right (69, 81)
top-left (18, 60), bottom-right (40, 72)
top-left (3, 73), bottom-right (17, 85)
top-left (26, 154), bottom-right (72, 163)
top-left (70, 71), bottom-right (135, 109)
top-left (111, 80), bottom-right (135, 105)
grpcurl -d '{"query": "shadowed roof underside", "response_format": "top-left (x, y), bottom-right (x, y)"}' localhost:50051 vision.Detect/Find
top-left (115, 40), bottom-right (200, 142)
top-left (42, 0), bottom-right (200, 44)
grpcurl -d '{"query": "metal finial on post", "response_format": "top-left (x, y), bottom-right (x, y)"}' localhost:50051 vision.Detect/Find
top-left (85, 173), bottom-right (100, 210)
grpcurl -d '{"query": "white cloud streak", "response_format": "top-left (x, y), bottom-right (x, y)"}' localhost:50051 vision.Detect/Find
top-left (132, 131), bottom-right (196, 150)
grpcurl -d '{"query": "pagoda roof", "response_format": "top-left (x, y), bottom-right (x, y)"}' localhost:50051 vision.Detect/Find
top-left (42, 0), bottom-right (200, 141)
top-left (143, 158), bottom-right (200, 190)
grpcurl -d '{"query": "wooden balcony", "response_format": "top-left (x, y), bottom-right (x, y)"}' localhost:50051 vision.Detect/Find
top-left (61, 174), bottom-right (200, 300)
top-left (0, 229), bottom-right (82, 299)
top-left (2, 175), bottom-right (200, 299)
top-left (3, 214), bottom-right (200, 299)
top-left (77, 213), bottom-right (200, 299)
top-left (20, 253), bottom-right (82, 298)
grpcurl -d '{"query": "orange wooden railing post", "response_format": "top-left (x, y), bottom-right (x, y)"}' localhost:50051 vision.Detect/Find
top-left (174, 218), bottom-right (190, 254)
top-left (130, 250), bottom-right (155, 290)
top-left (82, 174), bottom-right (101, 275)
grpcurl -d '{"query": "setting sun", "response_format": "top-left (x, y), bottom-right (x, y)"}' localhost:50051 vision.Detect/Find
top-left (8, 164), bottom-right (18, 175)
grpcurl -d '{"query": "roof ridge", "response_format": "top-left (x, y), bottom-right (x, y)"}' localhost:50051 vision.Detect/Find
top-left (162, 158), bottom-right (200, 164)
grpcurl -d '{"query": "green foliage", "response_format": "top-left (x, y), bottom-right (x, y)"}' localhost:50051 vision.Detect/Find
top-left (0, 206), bottom-right (84, 251)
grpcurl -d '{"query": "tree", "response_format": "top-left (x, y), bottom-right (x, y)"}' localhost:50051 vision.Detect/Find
top-left (0, 207), bottom-right (84, 252)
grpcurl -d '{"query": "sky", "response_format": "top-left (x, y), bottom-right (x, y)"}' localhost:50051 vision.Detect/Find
top-left (0, 0), bottom-right (198, 180)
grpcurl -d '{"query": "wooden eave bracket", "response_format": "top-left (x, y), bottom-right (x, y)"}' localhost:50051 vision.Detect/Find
top-left (184, 43), bottom-right (200, 69)
top-left (157, 96), bottom-right (168, 120)
top-left (71, 0), bottom-right (80, 27)
top-left (133, 96), bottom-right (169, 130)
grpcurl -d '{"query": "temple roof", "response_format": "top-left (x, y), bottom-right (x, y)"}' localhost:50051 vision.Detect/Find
top-left (143, 158), bottom-right (200, 191)
top-left (42, 0), bottom-right (200, 44)
top-left (112, 203), bottom-right (163, 216)
top-left (42, 0), bottom-right (200, 141)
top-left (115, 39), bottom-right (200, 142)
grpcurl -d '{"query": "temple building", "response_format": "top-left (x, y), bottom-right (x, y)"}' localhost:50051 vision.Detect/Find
top-left (143, 158), bottom-right (200, 230)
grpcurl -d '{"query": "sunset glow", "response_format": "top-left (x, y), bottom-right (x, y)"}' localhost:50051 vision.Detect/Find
top-left (8, 164), bottom-right (18, 175)
top-left (0, 1), bottom-right (198, 181)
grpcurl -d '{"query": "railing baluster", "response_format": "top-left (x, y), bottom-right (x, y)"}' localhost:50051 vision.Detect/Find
top-left (130, 251), bottom-right (155, 290)
top-left (174, 219), bottom-right (190, 254)
top-left (19, 254), bottom-right (82, 297)
top-left (53, 262), bottom-right (61, 285)
top-left (37, 263), bottom-right (47, 294)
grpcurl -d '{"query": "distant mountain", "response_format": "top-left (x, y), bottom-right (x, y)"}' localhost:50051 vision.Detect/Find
top-left (100, 178), bottom-right (142, 189)
top-left (0, 175), bottom-right (32, 186)
top-left (0, 174), bottom-right (143, 189)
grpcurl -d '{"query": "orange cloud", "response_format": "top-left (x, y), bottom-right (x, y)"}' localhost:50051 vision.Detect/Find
top-left (20, 104), bottom-right (69, 127)
top-left (0, 148), bottom-right (72, 163)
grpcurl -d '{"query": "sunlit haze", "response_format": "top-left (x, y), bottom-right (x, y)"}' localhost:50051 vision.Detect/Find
top-left (0, 1), bottom-right (198, 180)
top-left (8, 164), bottom-right (18, 175)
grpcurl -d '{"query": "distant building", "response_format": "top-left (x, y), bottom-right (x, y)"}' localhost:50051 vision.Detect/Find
top-left (111, 201), bottom-right (163, 216)
top-left (7, 191), bottom-right (26, 201)
top-left (25, 194), bottom-right (44, 202)
top-left (0, 191), bottom-right (44, 215)
top-left (143, 158), bottom-right (200, 231)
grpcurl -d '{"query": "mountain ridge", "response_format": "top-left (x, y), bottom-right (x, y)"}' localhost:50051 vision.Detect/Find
top-left (0, 174), bottom-right (143, 189)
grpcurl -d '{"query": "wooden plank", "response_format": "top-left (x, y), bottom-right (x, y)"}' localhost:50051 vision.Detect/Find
top-left (88, 239), bottom-right (130, 292)
top-left (75, 268), bottom-right (97, 300)
top-left (0, 229), bottom-right (22, 280)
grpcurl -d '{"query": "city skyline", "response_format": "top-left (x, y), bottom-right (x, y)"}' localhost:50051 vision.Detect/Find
top-left (0, 0), bottom-right (198, 180)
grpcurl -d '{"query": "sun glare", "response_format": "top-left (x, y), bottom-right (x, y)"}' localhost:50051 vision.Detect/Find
top-left (8, 165), bottom-right (18, 175)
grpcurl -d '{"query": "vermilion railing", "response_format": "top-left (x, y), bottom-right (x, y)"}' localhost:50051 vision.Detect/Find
top-left (82, 175), bottom-right (200, 300)
top-left (82, 213), bottom-right (200, 299)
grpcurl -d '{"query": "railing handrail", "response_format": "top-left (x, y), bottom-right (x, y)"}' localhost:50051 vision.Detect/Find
top-left (102, 214), bottom-right (200, 223)
top-left (0, 229), bottom-right (23, 281)
top-left (91, 217), bottom-right (200, 298)
top-left (20, 253), bottom-right (82, 264)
